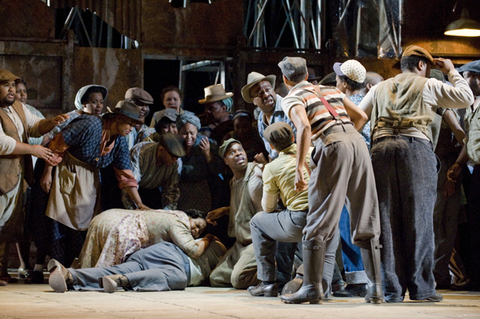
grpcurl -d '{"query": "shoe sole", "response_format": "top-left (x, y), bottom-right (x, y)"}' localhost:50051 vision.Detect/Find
top-left (281, 298), bottom-right (321, 304)
top-left (102, 276), bottom-right (117, 293)
top-left (49, 269), bottom-right (67, 293)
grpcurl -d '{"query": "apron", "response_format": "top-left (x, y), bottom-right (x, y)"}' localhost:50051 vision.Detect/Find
top-left (46, 152), bottom-right (101, 231)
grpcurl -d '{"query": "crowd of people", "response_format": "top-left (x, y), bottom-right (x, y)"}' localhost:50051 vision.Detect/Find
top-left (0, 44), bottom-right (479, 305)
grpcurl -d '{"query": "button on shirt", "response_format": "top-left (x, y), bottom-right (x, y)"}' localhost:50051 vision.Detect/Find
top-left (257, 94), bottom-right (296, 159)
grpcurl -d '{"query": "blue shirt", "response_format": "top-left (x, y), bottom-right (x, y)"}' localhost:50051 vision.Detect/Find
top-left (257, 94), bottom-right (296, 159)
top-left (60, 115), bottom-right (132, 170)
top-left (349, 93), bottom-right (371, 150)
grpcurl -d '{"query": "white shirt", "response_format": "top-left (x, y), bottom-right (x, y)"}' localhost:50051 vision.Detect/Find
top-left (0, 103), bottom-right (43, 155)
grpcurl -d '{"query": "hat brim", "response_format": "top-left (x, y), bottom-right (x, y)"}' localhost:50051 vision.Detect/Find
top-left (333, 63), bottom-right (344, 77)
top-left (241, 75), bottom-right (276, 104)
top-left (112, 109), bottom-right (143, 125)
top-left (198, 92), bottom-right (234, 104)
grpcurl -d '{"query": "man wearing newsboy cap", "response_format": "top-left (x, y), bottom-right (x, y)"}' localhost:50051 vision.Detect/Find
top-left (124, 133), bottom-right (185, 210)
top-left (447, 59), bottom-right (480, 290)
top-left (124, 87), bottom-right (155, 150)
top-left (247, 122), bottom-right (339, 299)
top-left (358, 45), bottom-right (474, 303)
top-left (277, 56), bottom-right (382, 305)
top-left (0, 69), bottom-right (70, 286)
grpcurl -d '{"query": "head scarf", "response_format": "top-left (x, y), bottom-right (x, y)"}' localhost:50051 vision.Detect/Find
top-left (176, 112), bottom-right (201, 131)
top-left (222, 97), bottom-right (234, 113)
top-left (74, 84), bottom-right (108, 110)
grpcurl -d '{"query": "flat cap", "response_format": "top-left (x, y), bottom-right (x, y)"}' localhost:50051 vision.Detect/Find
top-left (125, 87), bottom-right (154, 105)
top-left (0, 69), bottom-right (20, 84)
top-left (160, 108), bottom-right (179, 122)
top-left (159, 133), bottom-right (186, 158)
top-left (278, 57), bottom-right (308, 82)
top-left (457, 60), bottom-right (480, 74)
top-left (219, 138), bottom-right (241, 158)
top-left (263, 122), bottom-right (294, 152)
top-left (111, 100), bottom-right (143, 124)
top-left (401, 45), bottom-right (434, 65)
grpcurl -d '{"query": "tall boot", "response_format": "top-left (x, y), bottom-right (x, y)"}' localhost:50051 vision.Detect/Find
top-left (360, 238), bottom-right (383, 304)
top-left (281, 240), bottom-right (325, 304)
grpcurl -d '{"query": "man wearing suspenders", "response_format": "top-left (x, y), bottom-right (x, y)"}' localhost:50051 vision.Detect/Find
top-left (277, 57), bottom-right (382, 304)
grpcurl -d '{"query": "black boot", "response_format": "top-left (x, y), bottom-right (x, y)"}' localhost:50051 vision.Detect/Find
top-left (281, 240), bottom-right (325, 304)
top-left (360, 238), bottom-right (383, 304)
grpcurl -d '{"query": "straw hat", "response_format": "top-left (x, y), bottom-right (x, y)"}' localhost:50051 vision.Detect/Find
top-left (241, 72), bottom-right (276, 104)
top-left (198, 84), bottom-right (233, 104)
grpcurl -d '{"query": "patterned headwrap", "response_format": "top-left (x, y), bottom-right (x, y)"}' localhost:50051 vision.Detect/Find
top-left (222, 97), bottom-right (233, 113)
top-left (176, 112), bottom-right (201, 131)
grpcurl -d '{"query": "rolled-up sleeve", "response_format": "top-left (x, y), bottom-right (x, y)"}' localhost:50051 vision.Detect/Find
top-left (423, 70), bottom-right (474, 110)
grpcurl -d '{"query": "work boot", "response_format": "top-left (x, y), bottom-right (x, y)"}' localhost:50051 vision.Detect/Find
top-left (360, 239), bottom-right (383, 304)
top-left (281, 264), bottom-right (304, 295)
top-left (248, 282), bottom-right (278, 297)
top-left (101, 274), bottom-right (130, 293)
top-left (47, 259), bottom-right (73, 293)
top-left (281, 240), bottom-right (325, 304)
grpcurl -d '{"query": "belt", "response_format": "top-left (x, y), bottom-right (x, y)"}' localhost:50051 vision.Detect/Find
top-left (373, 135), bottom-right (432, 148)
top-left (312, 121), bottom-right (354, 141)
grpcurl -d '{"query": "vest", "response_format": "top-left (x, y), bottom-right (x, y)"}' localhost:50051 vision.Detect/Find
top-left (228, 162), bottom-right (260, 246)
top-left (372, 73), bottom-right (435, 141)
top-left (0, 101), bottom-right (34, 194)
top-left (464, 98), bottom-right (480, 164)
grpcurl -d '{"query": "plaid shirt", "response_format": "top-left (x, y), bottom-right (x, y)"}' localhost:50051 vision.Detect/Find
top-left (50, 115), bottom-right (132, 170)
top-left (257, 94), bottom-right (296, 159)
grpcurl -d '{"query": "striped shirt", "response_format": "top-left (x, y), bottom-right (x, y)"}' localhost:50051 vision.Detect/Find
top-left (282, 81), bottom-right (350, 135)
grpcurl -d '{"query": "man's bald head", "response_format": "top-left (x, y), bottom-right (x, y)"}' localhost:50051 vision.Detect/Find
top-left (365, 72), bottom-right (384, 92)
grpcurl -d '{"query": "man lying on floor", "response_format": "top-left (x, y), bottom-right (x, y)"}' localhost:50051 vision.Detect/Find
top-left (48, 237), bottom-right (226, 293)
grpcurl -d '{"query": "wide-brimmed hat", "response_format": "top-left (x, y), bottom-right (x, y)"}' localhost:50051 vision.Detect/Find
top-left (125, 87), bottom-right (154, 105)
top-left (241, 72), bottom-right (276, 104)
top-left (198, 84), bottom-right (233, 104)
top-left (108, 100), bottom-right (143, 125)
top-left (0, 69), bottom-right (20, 84)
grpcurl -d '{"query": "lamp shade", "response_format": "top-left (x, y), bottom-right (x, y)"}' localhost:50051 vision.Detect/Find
top-left (445, 8), bottom-right (480, 37)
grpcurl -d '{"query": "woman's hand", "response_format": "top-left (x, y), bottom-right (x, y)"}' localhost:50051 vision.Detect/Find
top-left (199, 136), bottom-right (213, 163)
top-left (136, 203), bottom-right (151, 211)
top-left (40, 169), bottom-right (53, 193)
top-left (51, 113), bottom-right (69, 126)
top-left (199, 136), bottom-right (211, 154)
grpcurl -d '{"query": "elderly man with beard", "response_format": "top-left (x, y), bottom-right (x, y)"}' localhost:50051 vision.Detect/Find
top-left (241, 72), bottom-right (296, 163)
top-left (122, 133), bottom-right (185, 210)
top-left (206, 139), bottom-right (263, 289)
